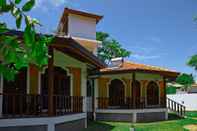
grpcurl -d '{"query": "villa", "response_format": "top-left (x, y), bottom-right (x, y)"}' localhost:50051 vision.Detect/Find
top-left (0, 8), bottom-right (181, 131)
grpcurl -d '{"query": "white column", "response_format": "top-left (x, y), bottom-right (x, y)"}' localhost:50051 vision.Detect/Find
top-left (47, 123), bottom-right (55, 131)
top-left (0, 75), bottom-right (3, 117)
top-left (94, 79), bottom-right (98, 121)
top-left (132, 113), bottom-right (137, 123)
top-left (165, 110), bottom-right (168, 120)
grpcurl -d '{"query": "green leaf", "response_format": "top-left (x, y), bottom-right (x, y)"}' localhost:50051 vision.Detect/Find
top-left (32, 18), bottom-right (41, 26)
top-left (0, 22), bottom-right (8, 33)
top-left (0, 0), bottom-right (6, 7)
top-left (11, 7), bottom-right (20, 17)
top-left (22, 0), bottom-right (35, 12)
top-left (24, 25), bottom-right (35, 47)
top-left (1, 4), bottom-right (12, 12)
top-left (15, 0), bottom-right (22, 4)
top-left (25, 15), bottom-right (31, 26)
top-left (16, 14), bottom-right (22, 28)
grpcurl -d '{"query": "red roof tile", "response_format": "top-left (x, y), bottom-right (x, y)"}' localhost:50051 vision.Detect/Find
top-left (100, 61), bottom-right (179, 77)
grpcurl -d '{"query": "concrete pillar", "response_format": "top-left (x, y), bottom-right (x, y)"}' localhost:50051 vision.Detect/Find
top-left (132, 113), bottom-right (137, 123)
top-left (0, 75), bottom-right (3, 117)
top-left (85, 118), bottom-right (87, 128)
top-left (47, 123), bottom-right (55, 131)
top-left (165, 110), bottom-right (168, 120)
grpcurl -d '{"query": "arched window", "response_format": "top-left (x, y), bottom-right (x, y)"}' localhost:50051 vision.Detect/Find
top-left (147, 81), bottom-right (159, 105)
top-left (109, 79), bottom-right (125, 107)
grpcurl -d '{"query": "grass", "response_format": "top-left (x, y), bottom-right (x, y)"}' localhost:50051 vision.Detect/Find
top-left (84, 112), bottom-right (197, 131)
top-left (186, 111), bottom-right (197, 118)
top-left (133, 113), bottom-right (197, 131)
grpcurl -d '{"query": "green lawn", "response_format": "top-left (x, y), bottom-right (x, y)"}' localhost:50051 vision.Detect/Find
top-left (84, 112), bottom-right (197, 131)
top-left (133, 113), bottom-right (197, 131)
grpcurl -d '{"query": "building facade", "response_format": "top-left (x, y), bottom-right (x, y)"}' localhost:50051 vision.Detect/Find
top-left (0, 8), bottom-right (179, 131)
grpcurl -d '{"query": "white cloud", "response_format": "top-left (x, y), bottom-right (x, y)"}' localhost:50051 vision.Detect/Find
top-left (149, 37), bottom-right (161, 43)
top-left (34, 0), bottom-right (78, 11)
top-left (131, 54), bottom-right (161, 60)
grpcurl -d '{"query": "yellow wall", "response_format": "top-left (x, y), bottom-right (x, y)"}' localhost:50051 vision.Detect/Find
top-left (122, 78), bottom-right (132, 97)
top-left (98, 77), bottom-right (110, 97)
top-left (28, 49), bottom-right (87, 97)
top-left (97, 73), bottom-right (165, 101)
top-left (68, 67), bottom-right (81, 96)
top-left (54, 49), bottom-right (87, 97)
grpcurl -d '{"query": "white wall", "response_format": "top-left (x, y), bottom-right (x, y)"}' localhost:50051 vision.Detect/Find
top-left (68, 14), bottom-right (96, 40)
top-left (167, 94), bottom-right (197, 111)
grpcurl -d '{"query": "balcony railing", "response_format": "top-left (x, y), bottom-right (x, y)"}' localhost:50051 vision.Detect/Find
top-left (167, 98), bottom-right (186, 117)
top-left (0, 93), bottom-right (83, 118)
top-left (97, 97), bottom-right (166, 109)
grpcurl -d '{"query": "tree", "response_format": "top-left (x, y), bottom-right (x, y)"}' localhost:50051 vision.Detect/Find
top-left (187, 54), bottom-right (197, 71)
top-left (176, 73), bottom-right (194, 91)
top-left (0, 0), bottom-right (52, 80)
top-left (96, 32), bottom-right (131, 64)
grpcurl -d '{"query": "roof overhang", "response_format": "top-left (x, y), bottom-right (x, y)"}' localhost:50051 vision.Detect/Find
top-left (51, 36), bottom-right (106, 69)
top-left (2, 30), bottom-right (106, 69)
top-left (98, 69), bottom-right (180, 78)
top-left (63, 8), bottom-right (103, 24)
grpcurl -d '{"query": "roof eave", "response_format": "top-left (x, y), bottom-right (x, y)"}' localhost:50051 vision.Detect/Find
top-left (99, 69), bottom-right (180, 78)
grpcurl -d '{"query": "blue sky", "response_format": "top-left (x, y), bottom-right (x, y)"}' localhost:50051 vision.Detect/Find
top-left (1, 0), bottom-right (197, 78)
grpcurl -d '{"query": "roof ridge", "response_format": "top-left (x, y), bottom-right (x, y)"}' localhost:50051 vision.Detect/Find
top-left (124, 60), bottom-right (176, 72)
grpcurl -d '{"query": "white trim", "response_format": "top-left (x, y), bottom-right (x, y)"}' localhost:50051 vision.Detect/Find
top-left (96, 108), bottom-right (167, 114)
top-left (133, 113), bottom-right (137, 123)
top-left (0, 113), bottom-right (86, 128)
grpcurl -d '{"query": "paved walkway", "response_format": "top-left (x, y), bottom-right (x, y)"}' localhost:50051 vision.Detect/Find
top-left (184, 117), bottom-right (197, 131)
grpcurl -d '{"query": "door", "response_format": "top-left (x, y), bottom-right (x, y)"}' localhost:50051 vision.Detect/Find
top-left (3, 68), bottom-right (27, 115)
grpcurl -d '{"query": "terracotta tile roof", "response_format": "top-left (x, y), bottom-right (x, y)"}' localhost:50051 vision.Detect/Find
top-left (100, 61), bottom-right (179, 77)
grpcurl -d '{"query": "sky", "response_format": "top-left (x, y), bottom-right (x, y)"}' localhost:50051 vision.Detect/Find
top-left (1, 0), bottom-right (197, 78)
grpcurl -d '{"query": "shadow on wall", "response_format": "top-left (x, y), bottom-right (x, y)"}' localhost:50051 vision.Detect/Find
top-left (168, 113), bottom-right (182, 121)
